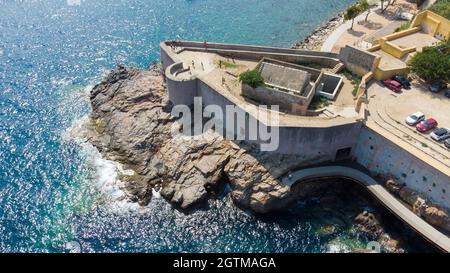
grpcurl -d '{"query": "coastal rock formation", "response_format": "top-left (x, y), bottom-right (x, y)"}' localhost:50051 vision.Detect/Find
top-left (385, 179), bottom-right (403, 195)
top-left (354, 211), bottom-right (384, 239)
top-left (383, 178), bottom-right (450, 234)
top-left (292, 13), bottom-right (343, 50)
top-left (81, 64), bottom-right (310, 213)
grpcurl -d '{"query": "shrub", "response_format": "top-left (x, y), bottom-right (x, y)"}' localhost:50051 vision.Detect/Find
top-left (429, 0), bottom-right (450, 20)
top-left (239, 69), bottom-right (264, 88)
top-left (394, 21), bottom-right (411, 33)
top-left (408, 41), bottom-right (450, 83)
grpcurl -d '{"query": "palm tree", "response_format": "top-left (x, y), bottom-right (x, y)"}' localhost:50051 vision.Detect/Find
top-left (345, 4), bottom-right (363, 30)
top-left (359, 0), bottom-right (371, 22)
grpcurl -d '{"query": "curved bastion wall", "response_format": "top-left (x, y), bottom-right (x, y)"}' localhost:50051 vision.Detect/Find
top-left (160, 41), bottom-right (363, 161)
top-left (165, 62), bottom-right (198, 106)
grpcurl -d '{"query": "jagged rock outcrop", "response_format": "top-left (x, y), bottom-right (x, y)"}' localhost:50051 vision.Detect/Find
top-left (79, 65), bottom-right (314, 213)
top-left (354, 210), bottom-right (384, 239)
top-left (384, 178), bottom-right (450, 234)
top-left (385, 179), bottom-right (403, 195)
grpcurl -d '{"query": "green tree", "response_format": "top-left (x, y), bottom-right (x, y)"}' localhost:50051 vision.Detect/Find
top-left (382, 0), bottom-right (397, 13)
top-left (345, 3), bottom-right (363, 30)
top-left (359, 0), bottom-right (371, 22)
top-left (380, 0), bottom-right (386, 11)
top-left (429, 0), bottom-right (450, 20)
top-left (408, 41), bottom-right (450, 83)
top-left (239, 69), bottom-right (264, 88)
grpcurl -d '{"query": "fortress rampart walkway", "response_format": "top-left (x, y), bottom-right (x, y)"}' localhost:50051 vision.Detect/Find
top-left (281, 166), bottom-right (450, 253)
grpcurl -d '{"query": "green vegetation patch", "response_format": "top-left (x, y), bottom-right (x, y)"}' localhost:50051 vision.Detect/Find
top-left (303, 63), bottom-right (323, 70)
top-left (239, 69), bottom-right (265, 88)
top-left (394, 21), bottom-right (411, 33)
top-left (429, 0), bottom-right (450, 20)
top-left (219, 60), bottom-right (239, 69)
top-left (342, 69), bottom-right (362, 97)
top-left (309, 96), bottom-right (331, 110)
top-left (408, 40), bottom-right (450, 83)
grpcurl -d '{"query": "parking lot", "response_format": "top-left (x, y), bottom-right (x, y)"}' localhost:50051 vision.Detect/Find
top-left (366, 80), bottom-right (450, 167)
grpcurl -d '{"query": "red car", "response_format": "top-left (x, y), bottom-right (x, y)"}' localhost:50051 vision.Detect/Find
top-left (416, 118), bottom-right (438, 133)
top-left (382, 80), bottom-right (402, 92)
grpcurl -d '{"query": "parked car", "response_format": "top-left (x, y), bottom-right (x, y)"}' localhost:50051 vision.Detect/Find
top-left (445, 139), bottom-right (450, 149)
top-left (445, 89), bottom-right (450, 98)
top-left (430, 128), bottom-right (450, 141)
top-left (416, 118), bottom-right (438, 133)
top-left (429, 82), bottom-right (447, 93)
top-left (392, 75), bottom-right (411, 89)
top-left (405, 112), bottom-right (425, 126)
top-left (382, 80), bottom-right (402, 93)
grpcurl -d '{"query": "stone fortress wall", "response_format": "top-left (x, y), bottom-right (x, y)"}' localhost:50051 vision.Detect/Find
top-left (354, 127), bottom-right (450, 210)
top-left (161, 41), bottom-right (363, 162)
top-left (160, 41), bottom-right (449, 210)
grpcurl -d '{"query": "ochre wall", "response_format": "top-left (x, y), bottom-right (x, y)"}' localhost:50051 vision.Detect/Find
top-left (412, 10), bottom-right (450, 41)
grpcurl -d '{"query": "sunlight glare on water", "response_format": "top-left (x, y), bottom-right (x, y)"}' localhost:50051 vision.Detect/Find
top-left (0, 0), bottom-right (386, 253)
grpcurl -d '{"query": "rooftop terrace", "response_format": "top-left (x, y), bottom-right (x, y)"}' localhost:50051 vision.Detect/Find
top-left (161, 41), bottom-right (359, 126)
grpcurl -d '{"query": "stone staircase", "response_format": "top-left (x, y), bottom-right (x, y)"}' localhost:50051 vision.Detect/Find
top-left (329, 62), bottom-right (345, 74)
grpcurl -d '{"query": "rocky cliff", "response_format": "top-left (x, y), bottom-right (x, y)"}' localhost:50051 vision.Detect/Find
top-left (385, 179), bottom-right (450, 234)
top-left (73, 64), bottom-right (431, 252)
top-left (80, 64), bottom-right (321, 213)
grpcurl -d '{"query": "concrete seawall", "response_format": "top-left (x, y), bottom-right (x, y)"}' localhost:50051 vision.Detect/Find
top-left (353, 126), bottom-right (450, 210)
top-left (197, 79), bottom-right (362, 158)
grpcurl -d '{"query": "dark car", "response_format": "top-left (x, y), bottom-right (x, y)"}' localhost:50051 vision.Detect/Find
top-left (431, 128), bottom-right (450, 141)
top-left (429, 82), bottom-right (447, 93)
top-left (445, 139), bottom-right (450, 149)
top-left (392, 75), bottom-right (411, 89)
top-left (445, 89), bottom-right (450, 98)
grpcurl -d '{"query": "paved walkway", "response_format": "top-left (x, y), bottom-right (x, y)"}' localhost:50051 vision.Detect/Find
top-left (321, 10), bottom-right (377, 52)
top-left (282, 166), bottom-right (450, 253)
top-left (321, 0), bottom-right (419, 52)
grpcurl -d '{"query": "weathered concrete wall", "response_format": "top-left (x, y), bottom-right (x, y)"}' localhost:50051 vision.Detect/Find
top-left (258, 57), bottom-right (322, 81)
top-left (241, 84), bottom-right (310, 113)
top-left (353, 126), bottom-right (450, 210)
top-left (276, 122), bottom-right (362, 158)
top-left (339, 45), bottom-right (379, 76)
top-left (411, 10), bottom-right (450, 41)
top-left (197, 79), bottom-right (362, 158)
top-left (316, 72), bottom-right (343, 100)
top-left (160, 45), bottom-right (177, 72)
top-left (170, 40), bottom-right (339, 58)
top-left (164, 41), bottom-right (341, 68)
top-left (165, 62), bottom-right (198, 106)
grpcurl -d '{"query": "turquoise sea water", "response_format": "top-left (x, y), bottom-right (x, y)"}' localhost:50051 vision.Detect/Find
top-left (0, 0), bottom-right (413, 253)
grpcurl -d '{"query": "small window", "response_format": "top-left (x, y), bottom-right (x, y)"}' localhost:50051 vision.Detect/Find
top-left (335, 147), bottom-right (352, 161)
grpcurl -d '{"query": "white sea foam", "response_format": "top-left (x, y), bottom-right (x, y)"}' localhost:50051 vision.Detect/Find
top-left (67, 0), bottom-right (82, 6)
top-left (152, 188), bottom-right (161, 199)
top-left (62, 116), bottom-right (153, 214)
top-left (327, 243), bottom-right (350, 253)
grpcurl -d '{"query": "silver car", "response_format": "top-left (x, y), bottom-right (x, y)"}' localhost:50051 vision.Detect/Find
top-left (430, 128), bottom-right (450, 141)
top-left (405, 112), bottom-right (425, 126)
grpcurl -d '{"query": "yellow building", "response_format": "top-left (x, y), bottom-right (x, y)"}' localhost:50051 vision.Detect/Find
top-left (366, 10), bottom-right (449, 80)
top-left (412, 10), bottom-right (450, 41)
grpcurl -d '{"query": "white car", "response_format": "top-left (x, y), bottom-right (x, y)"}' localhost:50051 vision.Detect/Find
top-left (405, 112), bottom-right (425, 126)
top-left (430, 128), bottom-right (450, 141)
